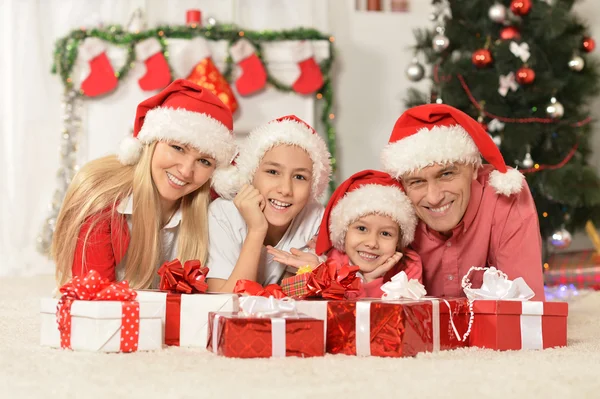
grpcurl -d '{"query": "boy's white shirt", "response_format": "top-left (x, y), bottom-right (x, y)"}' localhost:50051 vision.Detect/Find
top-left (206, 197), bottom-right (324, 285)
top-left (114, 195), bottom-right (182, 288)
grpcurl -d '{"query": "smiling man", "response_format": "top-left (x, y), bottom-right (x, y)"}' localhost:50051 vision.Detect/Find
top-left (381, 104), bottom-right (544, 300)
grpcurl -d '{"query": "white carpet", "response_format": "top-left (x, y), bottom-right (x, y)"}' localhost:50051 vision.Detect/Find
top-left (1, 275), bottom-right (599, 399)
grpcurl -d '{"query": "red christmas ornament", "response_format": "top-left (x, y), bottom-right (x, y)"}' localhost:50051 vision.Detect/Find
top-left (472, 49), bottom-right (493, 68)
top-left (516, 66), bottom-right (535, 84)
top-left (582, 37), bottom-right (596, 53)
top-left (500, 26), bottom-right (521, 41)
top-left (510, 0), bottom-right (532, 16)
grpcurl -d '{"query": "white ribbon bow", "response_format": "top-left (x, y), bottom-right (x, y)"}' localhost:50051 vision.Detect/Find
top-left (463, 267), bottom-right (535, 301)
top-left (488, 118), bottom-right (505, 132)
top-left (509, 41), bottom-right (531, 62)
top-left (381, 271), bottom-right (427, 300)
top-left (498, 72), bottom-right (519, 97)
top-left (239, 296), bottom-right (298, 318)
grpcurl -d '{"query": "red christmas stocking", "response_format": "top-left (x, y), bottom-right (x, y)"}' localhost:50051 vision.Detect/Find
top-left (136, 38), bottom-right (171, 91)
top-left (292, 41), bottom-right (324, 95)
top-left (78, 37), bottom-right (118, 97)
top-left (230, 39), bottom-right (267, 96)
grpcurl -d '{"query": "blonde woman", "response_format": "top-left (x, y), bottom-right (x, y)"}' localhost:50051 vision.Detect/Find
top-left (52, 79), bottom-right (236, 289)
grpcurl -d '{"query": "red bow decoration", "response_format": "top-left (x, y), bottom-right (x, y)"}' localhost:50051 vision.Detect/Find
top-left (305, 259), bottom-right (362, 300)
top-left (57, 270), bottom-right (139, 351)
top-left (233, 280), bottom-right (287, 299)
top-left (158, 259), bottom-right (209, 294)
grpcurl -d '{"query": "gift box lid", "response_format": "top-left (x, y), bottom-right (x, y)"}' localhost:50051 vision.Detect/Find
top-left (40, 297), bottom-right (163, 320)
top-left (472, 300), bottom-right (568, 316)
top-left (213, 311), bottom-right (317, 320)
top-left (372, 297), bottom-right (470, 314)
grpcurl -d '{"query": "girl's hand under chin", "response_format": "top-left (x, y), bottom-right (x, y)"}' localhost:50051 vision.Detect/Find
top-left (361, 251), bottom-right (403, 283)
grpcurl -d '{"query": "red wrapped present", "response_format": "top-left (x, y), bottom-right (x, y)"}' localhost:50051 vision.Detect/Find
top-left (233, 279), bottom-right (286, 298)
top-left (468, 300), bottom-right (568, 350)
top-left (296, 298), bottom-right (470, 357)
top-left (207, 296), bottom-right (325, 358)
top-left (280, 258), bottom-right (362, 299)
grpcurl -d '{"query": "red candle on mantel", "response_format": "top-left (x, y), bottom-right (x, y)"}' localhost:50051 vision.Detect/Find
top-left (186, 9), bottom-right (201, 26)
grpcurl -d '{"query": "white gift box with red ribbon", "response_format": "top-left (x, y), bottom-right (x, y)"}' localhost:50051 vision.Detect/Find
top-left (40, 298), bottom-right (163, 352)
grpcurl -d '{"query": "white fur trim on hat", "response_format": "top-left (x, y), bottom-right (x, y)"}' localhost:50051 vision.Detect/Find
top-left (489, 167), bottom-right (524, 195)
top-left (171, 37), bottom-right (211, 79)
top-left (230, 39), bottom-right (256, 63)
top-left (329, 184), bottom-right (417, 251)
top-left (381, 125), bottom-right (481, 179)
top-left (135, 38), bottom-right (162, 61)
top-left (119, 107), bottom-right (235, 167)
top-left (213, 119), bottom-right (332, 200)
top-left (210, 164), bottom-right (243, 196)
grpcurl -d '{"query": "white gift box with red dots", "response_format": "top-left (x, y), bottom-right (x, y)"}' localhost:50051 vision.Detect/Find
top-left (40, 298), bottom-right (163, 352)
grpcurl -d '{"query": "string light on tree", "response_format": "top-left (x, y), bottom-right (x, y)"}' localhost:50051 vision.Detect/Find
top-left (207, 16), bottom-right (217, 26)
top-left (546, 97), bottom-right (564, 119)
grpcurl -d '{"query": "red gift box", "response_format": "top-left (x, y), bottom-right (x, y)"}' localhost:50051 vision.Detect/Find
top-left (207, 312), bottom-right (324, 358)
top-left (298, 298), bottom-right (470, 357)
top-left (468, 300), bottom-right (568, 350)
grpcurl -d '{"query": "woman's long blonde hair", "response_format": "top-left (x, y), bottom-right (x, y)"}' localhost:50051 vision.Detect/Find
top-left (52, 142), bottom-right (211, 289)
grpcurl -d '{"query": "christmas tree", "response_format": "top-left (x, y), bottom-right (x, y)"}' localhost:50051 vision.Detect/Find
top-left (405, 0), bottom-right (600, 255)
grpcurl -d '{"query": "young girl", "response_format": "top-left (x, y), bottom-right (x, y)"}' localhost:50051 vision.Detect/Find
top-left (271, 169), bottom-right (422, 298)
top-left (206, 115), bottom-right (332, 292)
top-left (52, 79), bottom-right (236, 289)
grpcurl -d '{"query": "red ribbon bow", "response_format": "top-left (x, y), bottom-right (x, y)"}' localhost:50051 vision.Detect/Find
top-left (158, 259), bottom-right (209, 294)
top-left (233, 280), bottom-right (287, 299)
top-left (57, 270), bottom-right (139, 351)
top-left (305, 258), bottom-right (362, 300)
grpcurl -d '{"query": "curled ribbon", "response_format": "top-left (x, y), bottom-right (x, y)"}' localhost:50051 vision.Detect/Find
top-left (381, 271), bottom-right (427, 300)
top-left (305, 258), bottom-right (363, 300)
top-left (158, 259), bottom-right (209, 294)
top-left (498, 72), bottom-right (519, 97)
top-left (462, 266), bottom-right (535, 301)
top-left (233, 280), bottom-right (287, 299)
top-left (509, 41), bottom-right (531, 62)
top-left (57, 270), bottom-right (139, 351)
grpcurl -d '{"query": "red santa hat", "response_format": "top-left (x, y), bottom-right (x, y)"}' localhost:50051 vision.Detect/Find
top-left (315, 170), bottom-right (417, 255)
top-left (212, 115), bottom-right (332, 200)
top-left (118, 79), bottom-right (236, 168)
top-left (380, 104), bottom-right (524, 196)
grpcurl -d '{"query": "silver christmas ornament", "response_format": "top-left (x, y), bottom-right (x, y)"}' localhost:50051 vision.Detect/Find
top-left (492, 135), bottom-right (502, 147)
top-left (488, 3), bottom-right (507, 23)
top-left (546, 97), bottom-right (564, 119)
top-left (568, 55), bottom-right (585, 72)
top-left (522, 152), bottom-right (534, 168)
top-left (405, 58), bottom-right (425, 82)
top-left (432, 33), bottom-right (450, 53)
top-left (549, 227), bottom-right (573, 249)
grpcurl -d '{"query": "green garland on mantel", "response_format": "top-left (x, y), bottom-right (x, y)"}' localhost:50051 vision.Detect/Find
top-left (51, 23), bottom-right (338, 192)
